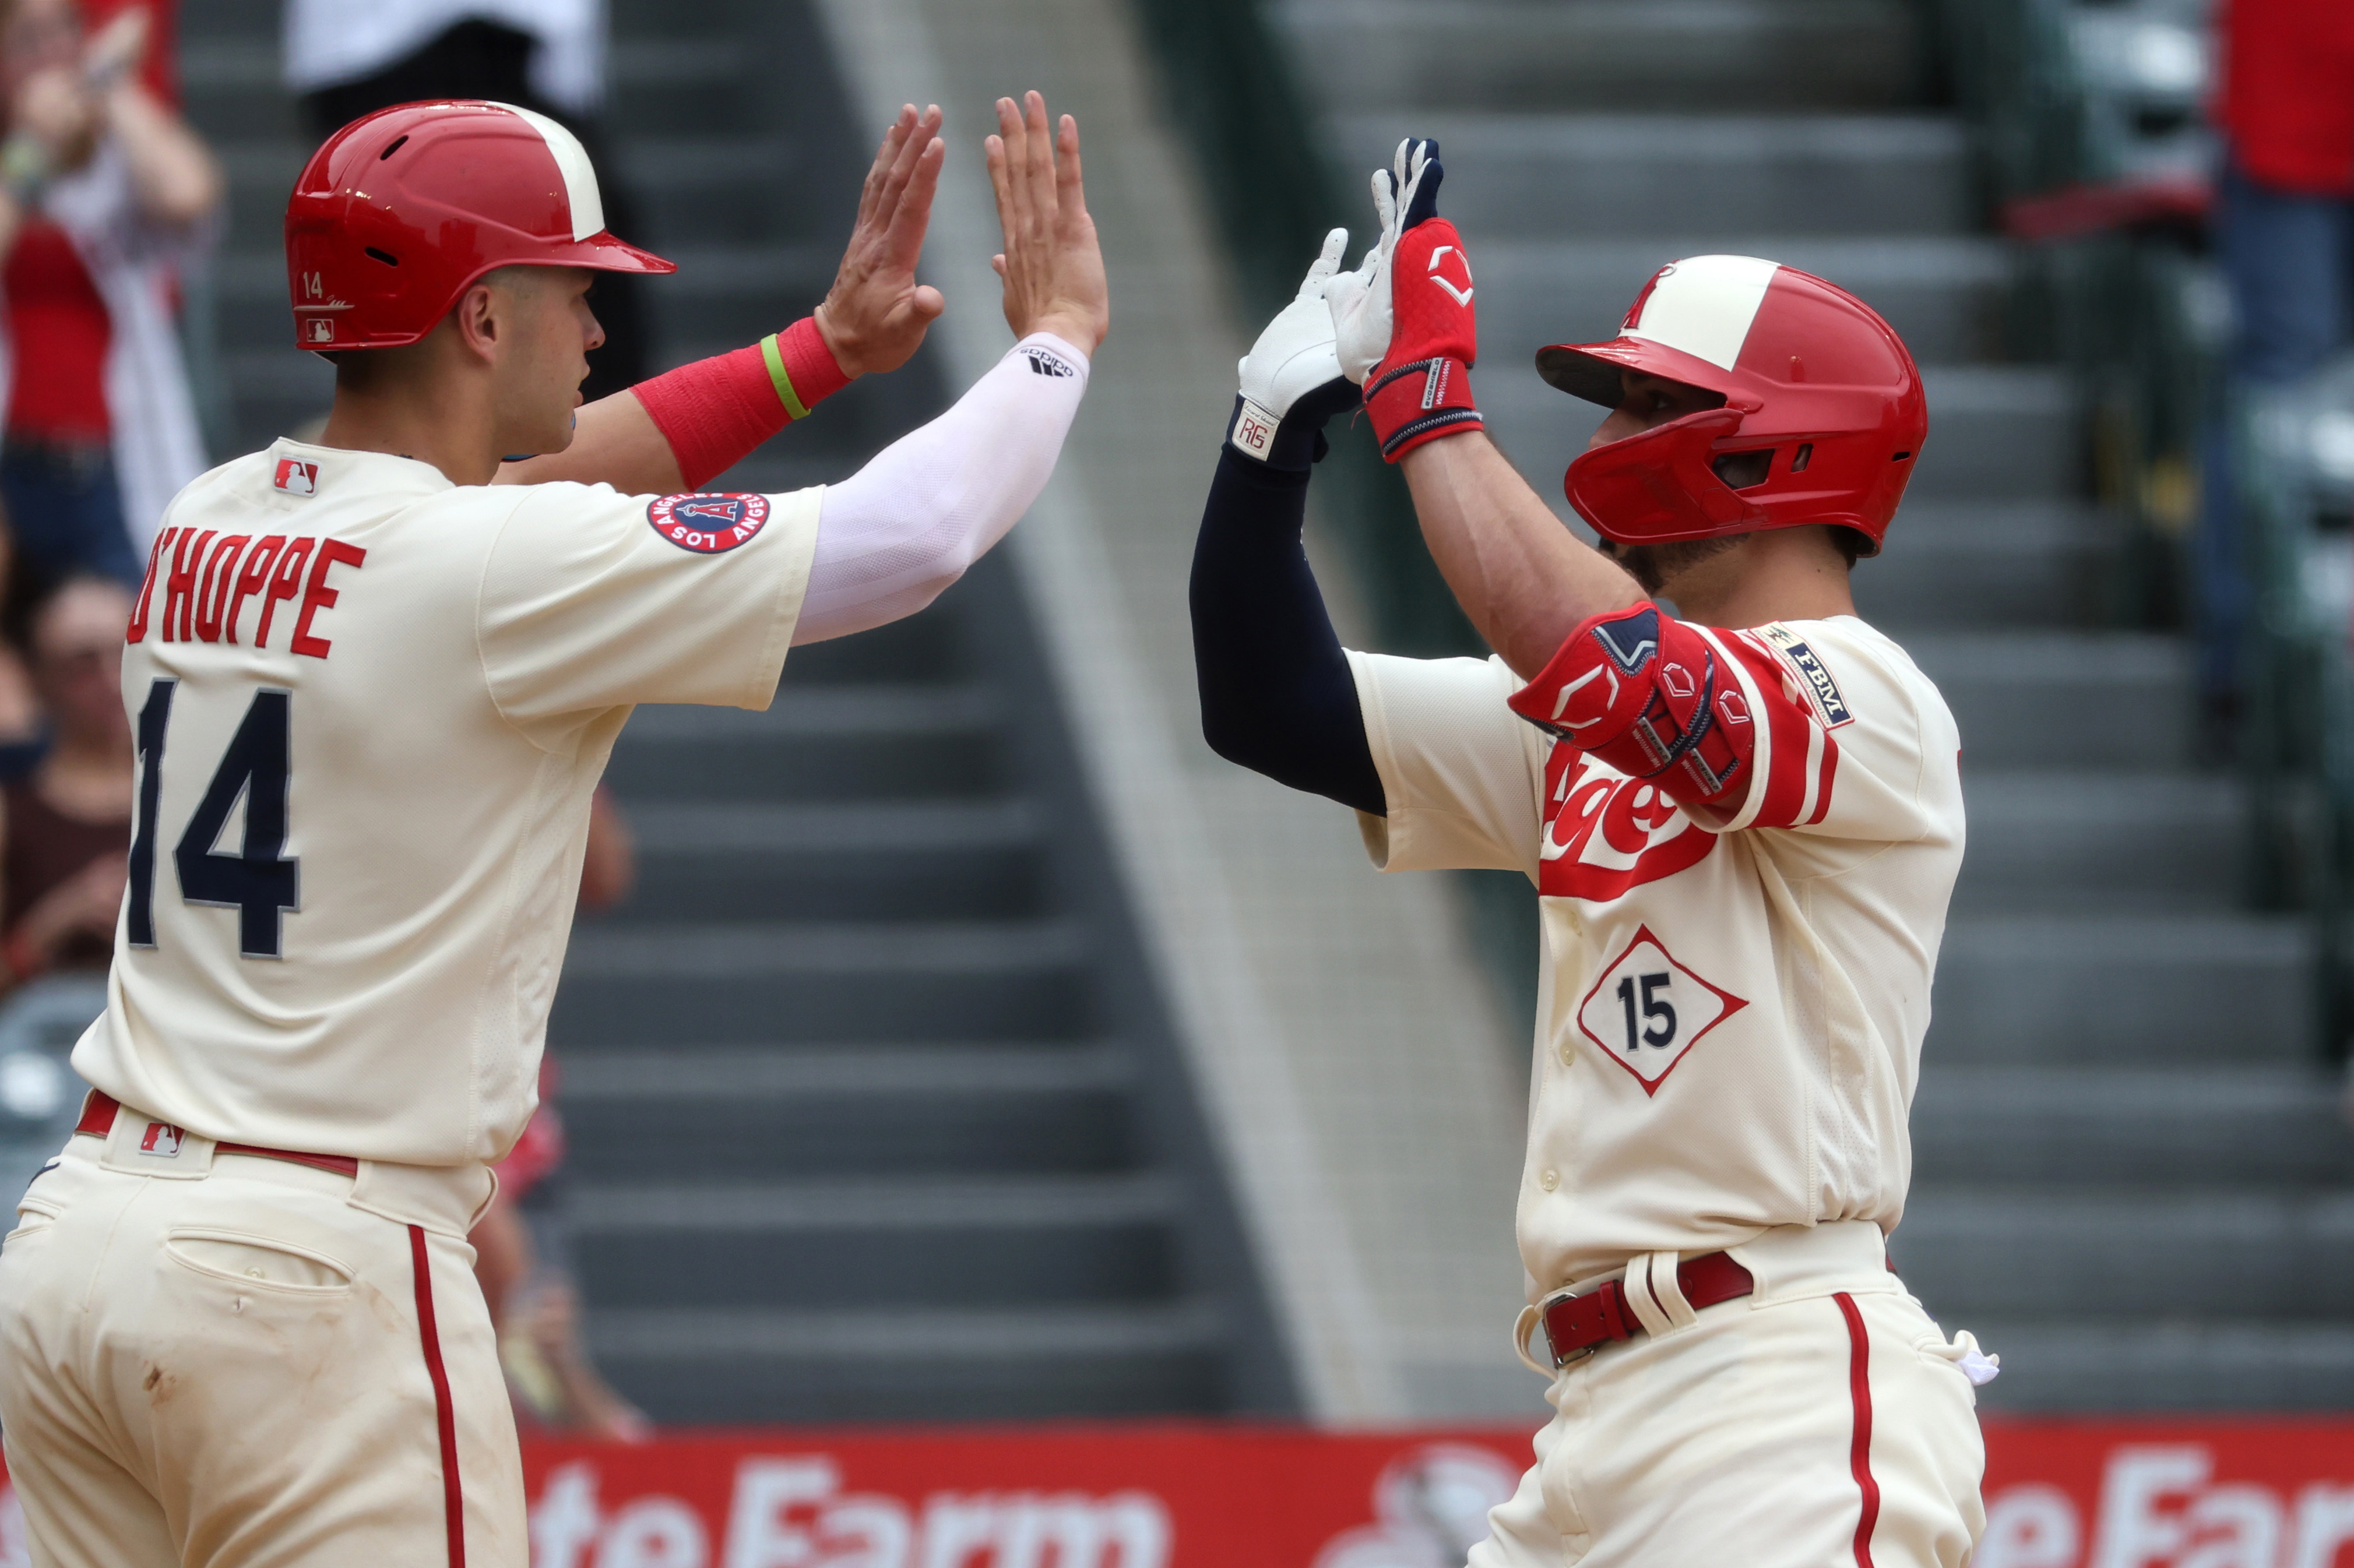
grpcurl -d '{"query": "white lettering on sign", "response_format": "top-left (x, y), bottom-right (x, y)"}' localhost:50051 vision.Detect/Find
top-left (1972, 1447), bottom-right (2354, 1568)
top-left (526, 1456), bottom-right (1171, 1568)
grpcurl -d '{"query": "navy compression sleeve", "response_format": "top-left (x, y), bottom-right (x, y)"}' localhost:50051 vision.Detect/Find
top-left (1189, 446), bottom-right (1387, 815)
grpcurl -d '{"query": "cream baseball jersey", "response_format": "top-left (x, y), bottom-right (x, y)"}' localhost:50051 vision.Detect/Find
top-left (72, 438), bottom-right (821, 1166)
top-left (1347, 615), bottom-right (1964, 1291)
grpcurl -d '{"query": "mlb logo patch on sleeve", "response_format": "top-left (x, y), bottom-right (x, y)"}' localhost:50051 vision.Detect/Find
top-left (647, 492), bottom-right (770, 554)
top-left (273, 459), bottom-right (318, 496)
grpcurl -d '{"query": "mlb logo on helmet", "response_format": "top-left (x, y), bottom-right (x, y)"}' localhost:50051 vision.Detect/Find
top-left (273, 459), bottom-right (319, 496)
top-left (646, 492), bottom-right (770, 554)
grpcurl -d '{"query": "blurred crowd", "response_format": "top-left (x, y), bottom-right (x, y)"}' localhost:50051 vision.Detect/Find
top-left (0, 0), bottom-right (649, 1439)
top-left (2198, 0), bottom-right (2354, 739)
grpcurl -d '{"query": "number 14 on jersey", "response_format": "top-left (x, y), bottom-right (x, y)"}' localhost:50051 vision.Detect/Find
top-left (126, 679), bottom-right (301, 960)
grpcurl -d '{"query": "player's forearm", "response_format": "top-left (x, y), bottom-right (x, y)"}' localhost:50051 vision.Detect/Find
top-left (1401, 432), bottom-right (1644, 678)
top-left (794, 333), bottom-right (1088, 644)
top-left (497, 390), bottom-right (682, 494)
top-left (1188, 449), bottom-right (1384, 815)
top-left (496, 320), bottom-right (851, 494)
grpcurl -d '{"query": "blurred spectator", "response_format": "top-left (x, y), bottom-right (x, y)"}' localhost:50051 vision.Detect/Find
top-left (282, 0), bottom-right (650, 399)
top-left (0, 576), bottom-right (129, 992)
top-left (0, 0), bottom-right (219, 626)
top-left (2196, 0), bottom-right (2354, 740)
top-left (471, 785), bottom-right (650, 1442)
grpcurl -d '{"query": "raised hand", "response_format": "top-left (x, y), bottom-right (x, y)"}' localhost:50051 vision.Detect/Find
top-left (815, 104), bottom-right (948, 379)
top-left (985, 91), bottom-right (1108, 354)
top-left (1227, 227), bottom-right (1361, 469)
top-left (1327, 138), bottom-right (1441, 386)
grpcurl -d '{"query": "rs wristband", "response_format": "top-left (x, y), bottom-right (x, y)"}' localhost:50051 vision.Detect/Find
top-left (1364, 355), bottom-right (1482, 461)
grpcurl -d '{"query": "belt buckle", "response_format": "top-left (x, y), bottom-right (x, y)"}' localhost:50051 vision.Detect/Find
top-left (1542, 1277), bottom-right (1635, 1368)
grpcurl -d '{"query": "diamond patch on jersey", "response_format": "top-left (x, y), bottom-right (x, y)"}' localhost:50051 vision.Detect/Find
top-left (646, 492), bottom-right (770, 555)
top-left (1574, 924), bottom-right (1748, 1096)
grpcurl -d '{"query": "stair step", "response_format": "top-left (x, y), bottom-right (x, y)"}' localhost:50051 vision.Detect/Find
top-left (1324, 113), bottom-right (1972, 240)
top-left (1472, 236), bottom-right (2016, 370)
top-left (1950, 770), bottom-right (2239, 914)
top-left (557, 1042), bottom-right (1135, 1178)
top-left (553, 919), bottom-right (1097, 1045)
top-left (1911, 1067), bottom-right (2354, 1185)
top-left (1857, 502), bottom-right (2107, 629)
top-left (606, 687), bottom-right (1010, 802)
top-left (1908, 630), bottom-right (2187, 769)
top-left (1936, 1320), bottom-right (2354, 1413)
top-left (571, 1174), bottom-right (1185, 1308)
top-left (589, 1302), bottom-right (1230, 1423)
top-left (1910, 366), bottom-right (2083, 502)
top-left (1275, 0), bottom-right (1925, 115)
top-left (1928, 914), bottom-right (2310, 1064)
top-left (613, 801), bottom-right (1048, 922)
top-left (1894, 1188), bottom-right (2354, 1321)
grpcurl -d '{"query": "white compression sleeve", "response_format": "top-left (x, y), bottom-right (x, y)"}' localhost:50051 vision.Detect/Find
top-left (795, 333), bottom-right (1091, 644)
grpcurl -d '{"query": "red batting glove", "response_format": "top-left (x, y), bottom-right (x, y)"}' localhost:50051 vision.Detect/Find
top-left (1361, 142), bottom-right (1482, 462)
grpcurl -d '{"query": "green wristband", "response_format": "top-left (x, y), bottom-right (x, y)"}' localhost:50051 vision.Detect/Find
top-left (759, 333), bottom-right (809, 421)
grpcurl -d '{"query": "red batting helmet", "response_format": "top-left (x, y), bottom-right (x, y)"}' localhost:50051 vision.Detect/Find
top-left (284, 100), bottom-right (675, 352)
top-left (1535, 256), bottom-right (1926, 554)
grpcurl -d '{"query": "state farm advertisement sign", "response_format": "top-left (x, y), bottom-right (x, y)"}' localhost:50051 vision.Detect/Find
top-left (516, 1428), bottom-right (1530, 1568)
top-left (1977, 1420), bottom-right (2354, 1568)
top-left (3, 1418), bottom-right (2354, 1564)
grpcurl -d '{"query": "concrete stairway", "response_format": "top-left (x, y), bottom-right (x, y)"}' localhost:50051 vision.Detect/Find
top-left (1272, 0), bottom-right (2354, 1409)
top-left (177, 0), bottom-right (1290, 1422)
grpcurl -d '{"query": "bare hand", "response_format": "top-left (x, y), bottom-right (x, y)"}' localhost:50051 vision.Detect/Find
top-left (815, 104), bottom-right (947, 379)
top-left (13, 66), bottom-right (97, 171)
top-left (986, 91), bottom-right (1107, 354)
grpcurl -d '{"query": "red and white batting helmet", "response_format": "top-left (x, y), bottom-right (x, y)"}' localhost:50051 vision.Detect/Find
top-left (1535, 255), bottom-right (1926, 554)
top-left (283, 100), bottom-right (675, 352)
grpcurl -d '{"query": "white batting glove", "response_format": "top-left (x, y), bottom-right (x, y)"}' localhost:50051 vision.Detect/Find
top-left (1326, 139), bottom-right (1438, 385)
top-left (1224, 227), bottom-right (1361, 470)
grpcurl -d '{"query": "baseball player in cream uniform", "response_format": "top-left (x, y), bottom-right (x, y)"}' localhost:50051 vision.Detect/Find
top-left (1191, 142), bottom-right (1992, 1563)
top-left (0, 92), bottom-right (1108, 1566)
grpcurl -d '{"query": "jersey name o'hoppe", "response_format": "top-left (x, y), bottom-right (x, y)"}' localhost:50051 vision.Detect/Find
top-left (647, 492), bottom-right (769, 555)
top-left (126, 526), bottom-right (367, 659)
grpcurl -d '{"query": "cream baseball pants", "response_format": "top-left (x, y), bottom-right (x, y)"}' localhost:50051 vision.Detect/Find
top-left (1473, 1222), bottom-right (1988, 1567)
top-left (0, 1110), bottom-right (522, 1567)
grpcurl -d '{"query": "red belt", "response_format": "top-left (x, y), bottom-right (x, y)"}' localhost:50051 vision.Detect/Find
top-left (75, 1090), bottom-right (361, 1178)
top-left (1540, 1251), bottom-right (1755, 1366)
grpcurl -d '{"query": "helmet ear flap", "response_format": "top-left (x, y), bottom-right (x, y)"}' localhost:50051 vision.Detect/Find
top-left (1567, 406), bottom-right (1762, 544)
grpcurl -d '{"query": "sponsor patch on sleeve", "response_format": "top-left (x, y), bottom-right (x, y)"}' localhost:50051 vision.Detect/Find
top-left (646, 492), bottom-right (770, 555)
top-left (1758, 623), bottom-right (1854, 729)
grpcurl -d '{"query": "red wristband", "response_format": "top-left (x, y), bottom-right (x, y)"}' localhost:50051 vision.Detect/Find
top-left (1364, 355), bottom-right (1483, 461)
top-left (630, 315), bottom-right (851, 489)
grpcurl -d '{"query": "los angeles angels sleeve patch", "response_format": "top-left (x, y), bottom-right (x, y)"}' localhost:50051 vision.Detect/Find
top-left (647, 492), bottom-right (770, 554)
